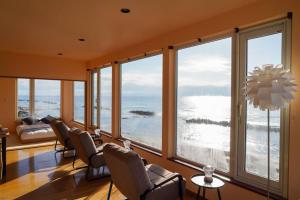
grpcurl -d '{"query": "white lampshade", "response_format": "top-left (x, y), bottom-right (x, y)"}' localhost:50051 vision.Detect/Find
top-left (245, 64), bottom-right (297, 111)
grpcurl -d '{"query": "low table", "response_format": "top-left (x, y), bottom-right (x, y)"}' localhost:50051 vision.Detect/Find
top-left (191, 174), bottom-right (224, 200)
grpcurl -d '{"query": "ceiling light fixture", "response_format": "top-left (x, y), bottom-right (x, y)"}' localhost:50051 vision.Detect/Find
top-left (120, 8), bottom-right (130, 13)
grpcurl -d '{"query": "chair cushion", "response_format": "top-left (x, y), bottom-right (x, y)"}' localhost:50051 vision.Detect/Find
top-left (145, 164), bottom-right (185, 200)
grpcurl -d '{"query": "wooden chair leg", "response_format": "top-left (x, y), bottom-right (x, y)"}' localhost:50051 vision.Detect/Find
top-left (107, 180), bottom-right (113, 200)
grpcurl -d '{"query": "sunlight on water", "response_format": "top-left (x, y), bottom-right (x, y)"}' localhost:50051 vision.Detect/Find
top-left (177, 96), bottom-right (231, 172)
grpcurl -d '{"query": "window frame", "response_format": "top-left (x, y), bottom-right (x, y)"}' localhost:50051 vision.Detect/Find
top-left (90, 65), bottom-right (113, 134)
top-left (119, 52), bottom-right (164, 151)
top-left (173, 33), bottom-right (235, 177)
top-left (16, 78), bottom-right (62, 119)
top-left (73, 81), bottom-right (85, 124)
top-left (236, 19), bottom-right (291, 196)
top-left (99, 65), bottom-right (113, 134)
top-left (16, 78), bottom-right (31, 118)
top-left (91, 70), bottom-right (99, 127)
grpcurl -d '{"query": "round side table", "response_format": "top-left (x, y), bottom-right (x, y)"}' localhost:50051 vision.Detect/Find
top-left (191, 174), bottom-right (224, 200)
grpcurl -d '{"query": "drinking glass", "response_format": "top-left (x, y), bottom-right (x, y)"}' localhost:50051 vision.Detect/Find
top-left (123, 140), bottom-right (131, 150)
top-left (203, 165), bottom-right (215, 183)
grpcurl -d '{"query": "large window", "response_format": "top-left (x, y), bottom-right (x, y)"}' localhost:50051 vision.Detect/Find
top-left (99, 67), bottom-right (112, 133)
top-left (34, 80), bottom-right (61, 118)
top-left (238, 22), bottom-right (289, 193)
top-left (176, 37), bottom-right (232, 172)
top-left (17, 79), bottom-right (30, 118)
top-left (73, 81), bottom-right (85, 123)
top-left (89, 19), bottom-right (290, 197)
top-left (121, 54), bottom-right (163, 150)
top-left (16, 78), bottom-right (61, 118)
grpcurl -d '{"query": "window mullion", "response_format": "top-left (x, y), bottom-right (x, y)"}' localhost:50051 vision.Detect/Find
top-left (231, 31), bottom-right (239, 178)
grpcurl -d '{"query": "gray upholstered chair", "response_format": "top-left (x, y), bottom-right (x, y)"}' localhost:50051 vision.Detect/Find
top-left (69, 129), bottom-right (107, 180)
top-left (103, 143), bottom-right (185, 200)
top-left (50, 119), bottom-right (74, 157)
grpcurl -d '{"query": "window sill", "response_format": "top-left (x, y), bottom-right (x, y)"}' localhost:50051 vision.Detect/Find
top-left (169, 158), bottom-right (286, 200)
top-left (101, 131), bottom-right (112, 138)
top-left (117, 138), bottom-right (162, 157)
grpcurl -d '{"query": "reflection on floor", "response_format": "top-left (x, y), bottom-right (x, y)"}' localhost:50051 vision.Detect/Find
top-left (7, 133), bottom-right (55, 151)
top-left (0, 146), bottom-right (194, 200)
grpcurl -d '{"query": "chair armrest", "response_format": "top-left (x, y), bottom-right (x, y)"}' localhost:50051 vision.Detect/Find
top-left (88, 150), bottom-right (103, 165)
top-left (153, 173), bottom-right (183, 188)
top-left (140, 173), bottom-right (184, 200)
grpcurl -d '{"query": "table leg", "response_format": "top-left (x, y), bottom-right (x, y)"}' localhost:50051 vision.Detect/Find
top-left (203, 188), bottom-right (206, 200)
top-left (217, 188), bottom-right (222, 200)
top-left (1, 137), bottom-right (6, 182)
top-left (196, 186), bottom-right (201, 200)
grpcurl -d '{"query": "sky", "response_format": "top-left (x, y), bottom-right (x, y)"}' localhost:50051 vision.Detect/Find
top-left (18, 33), bottom-right (282, 98)
top-left (247, 33), bottom-right (282, 72)
top-left (121, 54), bottom-right (163, 96)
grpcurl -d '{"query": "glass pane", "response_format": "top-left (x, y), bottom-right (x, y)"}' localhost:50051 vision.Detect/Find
top-left (176, 38), bottom-right (232, 172)
top-left (74, 81), bottom-right (85, 123)
top-left (17, 79), bottom-right (30, 118)
top-left (92, 72), bottom-right (98, 126)
top-left (121, 55), bottom-right (163, 149)
top-left (99, 67), bottom-right (112, 133)
top-left (246, 33), bottom-right (282, 181)
top-left (34, 80), bottom-right (61, 118)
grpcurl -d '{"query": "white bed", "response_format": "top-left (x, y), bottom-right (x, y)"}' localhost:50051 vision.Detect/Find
top-left (16, 121), bottom-right (56, 143)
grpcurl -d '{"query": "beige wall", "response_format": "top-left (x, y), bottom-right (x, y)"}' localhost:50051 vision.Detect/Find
top-left (0, 51), bottom-right (86, 81)
top-left (87, 0), bottom-right (300, 199)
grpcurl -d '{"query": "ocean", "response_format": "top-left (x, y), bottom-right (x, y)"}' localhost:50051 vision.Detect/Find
top-left (18, 94), bottom-right (280, 181)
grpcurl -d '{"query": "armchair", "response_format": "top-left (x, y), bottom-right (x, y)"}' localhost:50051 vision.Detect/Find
top-left (69, 129), bottom-right (107, 180)
top-left (103, 143), bottom-right (185, 200)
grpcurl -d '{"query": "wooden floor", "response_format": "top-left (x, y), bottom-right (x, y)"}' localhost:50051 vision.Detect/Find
top-left (1, 146), bottom-right (195, 200)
